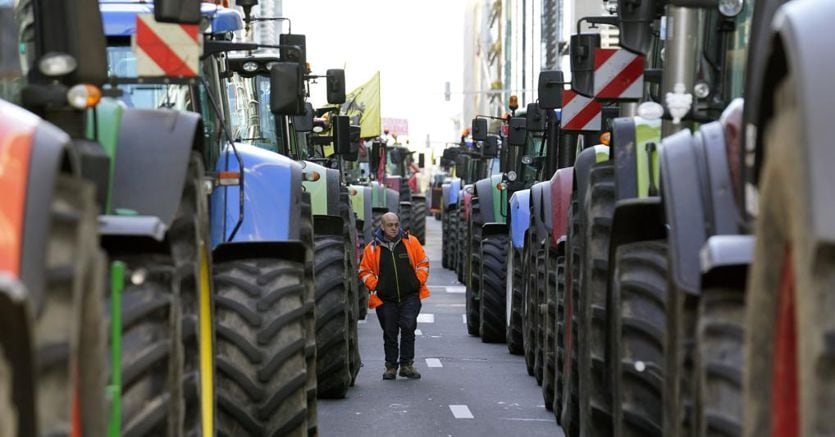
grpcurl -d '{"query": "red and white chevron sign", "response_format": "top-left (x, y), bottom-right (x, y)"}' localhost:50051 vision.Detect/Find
top-left (593, 48), bottom-right (644, 100)
top-left (561, 90), bottom-right (602, 132)
top-left (134, 14), bottom-right (201, 77)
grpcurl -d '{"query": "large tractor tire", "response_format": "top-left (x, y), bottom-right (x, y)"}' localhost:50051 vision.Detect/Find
top-left (542, 253), bottom-right (562, 412)
top-left (534, 249), bottom-right (547, 386)
top-left (214, 259), bottom-right (309, 436)
top-left (479, 233), bottom-right (508, 343)
top-left (609, 241), bottom-right (668, 437)
top-left (411, 197), bottom-right (427, 245)
top-left (0, 345), bottom-right (15, 437)
top-left (553, 255), bottom-right (567, 422)
top-left (506, 246), bottom-right (525, 355)
top-left (578, 160), bottom-right (615, 436)
top-left (456, 207), bottom-right (466, 284)
top-left (299, 193), bottom-right (317, 434)
top-left (522, 235), bottom-right (538, 377)
top-left (313, 236), bottom-right (352, 398)
top-left (465, 198), bottom-right (482, 336)
top-left (561, 197), bottom-right (583, 437)
top-left (744, 76), bottom-right (835, 437)
top-left (442, 207), bottom-right (451, 269)
top-left (37, 176), bottom-right (106, 437)
top-left (340, 190), bottom-right (363, 381)
top-left (694, 286), bottom-right (744, 437)
top-left (399, 202), bottom-right (412, 234)
top-left (168, 152), bottom-right (213, 435)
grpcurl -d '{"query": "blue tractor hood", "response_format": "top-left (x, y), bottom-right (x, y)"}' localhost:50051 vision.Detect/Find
top-left (210, 143), bottom-right (304, 248)
top-left (509, 189), bottom-right (531, 250)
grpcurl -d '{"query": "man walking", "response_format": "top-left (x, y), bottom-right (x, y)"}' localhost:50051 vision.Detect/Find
top-left (358, 212), bottom-right (430, 380)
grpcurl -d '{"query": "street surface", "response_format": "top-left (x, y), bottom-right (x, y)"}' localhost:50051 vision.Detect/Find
top-left (319, 217), bottom-right (564, 437)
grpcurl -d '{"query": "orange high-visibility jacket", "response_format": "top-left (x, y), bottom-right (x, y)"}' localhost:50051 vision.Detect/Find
top-left (358, 232), bottom-right (430, 309)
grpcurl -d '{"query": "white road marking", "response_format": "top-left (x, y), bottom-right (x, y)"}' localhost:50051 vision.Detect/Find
top-left (436, 303), bottom-right (466, 308)
top-left (415, 329), bottom-right (423, 336)
top-left (449, 405), bottom-right (474, 419)
top-left (417, 313), bottom-right (435, 324)
top-left (462, 314), bottom-right (467, 324)
top-left (500, 418), bottom-right (555, 422)
top-left (446, 286), bottom-right (466, 293)
top-left (426, 358), bottom-right (443, 368)
top-left (358, 319), bottom-right (367, 324)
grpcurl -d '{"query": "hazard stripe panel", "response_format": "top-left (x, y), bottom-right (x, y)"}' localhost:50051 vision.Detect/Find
top-left (0, 100), bottom-right (39, 277)
top-left (561, 90), bottom-right (602, 132)
top-left (594, 48), bottom-right (645, 100)
top-left (134, 14), bottom-right (201, 77)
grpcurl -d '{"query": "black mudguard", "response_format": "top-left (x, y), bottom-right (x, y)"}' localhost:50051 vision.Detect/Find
top-left (0, 276), bottom-right (36, 437)
top-left (482, 223), bottom-right (508, 238)
top-left (696, 122), bottom-right (740, 236)
top-left (110, 108), bottom-right (203, 227)
top-left (700, 235), bottom-right (754, 290)
top-left (749, 0), bottom-right (835, 243)
top-left (325, 168), bottom-right (340, 217)
top-left (660, 129), bottom-right (706, 295)
top-left (530, 182), bottom-right (549, 245)
top-left (313, 215), bottom-right (345, 237)
top-left (572, 145), bottom-right (609, 204)
top-left (21, 120), bottom-right (77, 313)
top-left (213, 241), bottom-right (309, 266)
top-left (609, 197), bottom-right (666, 266)
top-left (611, 117), bottom-right (638, 201)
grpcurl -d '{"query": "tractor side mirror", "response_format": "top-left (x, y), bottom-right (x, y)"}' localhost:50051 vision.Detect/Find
top-left (570, 33), bottom-right (601, 97)
top-left (292, 102), bottom-right (314, 132)
top-left (526, 103), bottom-right (546, 132)
top-left (370, 142), bottom-right (382, 176)
top-left (617, 0), bottom-right (659, 55)
top-left (483, 135), bottom-right (500, 158)
top-left (154, 0), bottom-right (201, 23)
top-left (390, 147), bottom-right (404, 165)
top-left (326, 69), bottom-right (346, 104)
top-left (508, 117), bottom-right (527, 146)
top-left (418, 153), bottom-right (425, 168)
top-left (344, 125), bottom-right (360, 162)
top-left (538, 70), bottom-right (564, 110)
top-left (333, 115), bottom-right (352, 155)
top-left (269, 62), bottom-right (304, 115)
top-left (472, 118), bottom-right (488, 141)
top-left (279, 33), bottom-right (306, 67)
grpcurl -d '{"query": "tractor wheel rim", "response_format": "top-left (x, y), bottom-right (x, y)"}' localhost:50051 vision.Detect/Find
top-left (772, 245), bottom-right (799, 437)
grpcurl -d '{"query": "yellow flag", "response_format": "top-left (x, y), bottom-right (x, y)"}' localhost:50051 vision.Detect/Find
top-left (342, 71), bottom-right (381, 138)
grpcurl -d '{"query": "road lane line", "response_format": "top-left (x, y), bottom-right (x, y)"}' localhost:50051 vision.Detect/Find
top-left (358, 319), bottom-right (367, 324)
top-left (449, 405), bottom-right (474, 419)
top-left (417, 313), bottom-right (435, 324)
top-left (462, 314), bottom-right (467, 324)
top-left (415, 329), bottom-right (422, 336)
top-left (446, 286), bottom-right (466, 293)
top-left (425, 358), bottom-right (443, 368)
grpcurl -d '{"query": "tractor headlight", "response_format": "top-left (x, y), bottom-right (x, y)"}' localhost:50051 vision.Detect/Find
top-left (242, 61), bottom-right (259, 73)
top-left (39, 52), bottom-right (77, 77)
top-left (521, 156), bottom-right (532, 165)
top-left (718, 0), bottom-right (744, 17)
top-left (506, 171), bottom-right (518, 182)
top-left (66, 84), bottom-right (102, 110)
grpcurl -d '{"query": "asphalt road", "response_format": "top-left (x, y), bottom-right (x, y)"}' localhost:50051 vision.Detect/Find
top-left (318, 216), bottom-right (565, 437)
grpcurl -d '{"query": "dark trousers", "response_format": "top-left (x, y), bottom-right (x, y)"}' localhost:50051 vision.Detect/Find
top-left (376, 294), bottom-right (421, 367)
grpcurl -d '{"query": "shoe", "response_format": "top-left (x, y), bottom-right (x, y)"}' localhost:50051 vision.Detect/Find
top-left (399, 363), bottom-right (421, 379)
top-left (383, 366), bottom-right (397, 380)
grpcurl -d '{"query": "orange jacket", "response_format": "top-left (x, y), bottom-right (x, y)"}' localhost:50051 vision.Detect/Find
top-left (358, 231), bottom-right (430, 309)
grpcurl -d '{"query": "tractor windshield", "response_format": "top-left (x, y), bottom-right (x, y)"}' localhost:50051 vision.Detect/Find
top-left (105, 45), bottom-right (191, 110)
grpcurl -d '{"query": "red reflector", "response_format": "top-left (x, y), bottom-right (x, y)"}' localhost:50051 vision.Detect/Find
top-left (217, 171), bottom-right (241, 186)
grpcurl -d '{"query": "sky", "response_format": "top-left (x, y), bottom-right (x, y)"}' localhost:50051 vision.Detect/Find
top-left (283, 0), bottom-right (467, 153)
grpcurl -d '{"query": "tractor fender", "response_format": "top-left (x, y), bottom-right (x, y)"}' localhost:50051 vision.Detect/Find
top-left (482, 223), bottom-right (508, 238)
top-left (611, 117), bottom-right (638, 201)
top-left (386, 187), bottom-right (400, 212)
top-left (474, 174), bottom-right (505, 224)
top-left (348, 185), bottom-right (367, 222)
top-left (0, 275), bottom-right (36, 437)
top-left (444, 178), bottom-right (460, 208)
top-left (110, 108), bottom-right (203, 227)
top-left (696, 122), bottom-right (740, 236)
top-left (660, 129), bottom-right (706, 295)
top-left (609, 197), bottom-right (666, 268)
top-left (529, 182), bottom-right (546, 244)
top-left (699, 235), bottom-right (754, 290)
top-left (462, 185), bottom-right (474, 221)
top-left (210, 143), bottom-right (304, 247)
top-left (301, 161), bottom-right (340, 217)
top-left (213, 241), bottom-right (309, 267)
top-left (573, 144), bottom-right (610, 202)
top-left (313, 215), bottom-right (345, 237)
top-left (750, 0), bottom-right (835, 243)
top-left (7, 106), bottom-right (80, 312)
top-left (509, 189), bottom-right (531, 250)
top-left (549, 167), bottom-right (574, 247)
